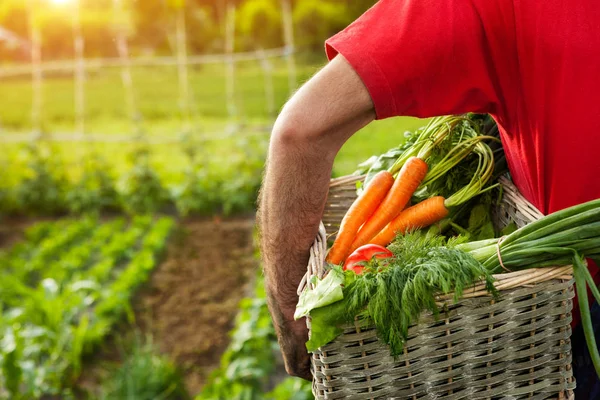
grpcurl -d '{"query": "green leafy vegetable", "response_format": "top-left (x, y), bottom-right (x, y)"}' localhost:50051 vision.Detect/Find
top-left (354, 131), bottom-right (417, 181)
top-left (300, 233), bottom-right (496, 355)
top-left (342, 233), bottom-right (495, 355)
top-left (305, 301), bottom-right (347, 352)
top-left (294, 266), bottom-right (345, 320)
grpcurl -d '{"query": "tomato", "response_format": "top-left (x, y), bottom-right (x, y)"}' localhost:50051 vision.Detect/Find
top-left (343, 244), bottom-right (393, 274)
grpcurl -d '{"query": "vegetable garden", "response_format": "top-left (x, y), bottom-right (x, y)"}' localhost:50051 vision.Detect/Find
top-left (0, 2), bottom-right (426, 396)
top-left (6, 2), bottom-right (597, 399)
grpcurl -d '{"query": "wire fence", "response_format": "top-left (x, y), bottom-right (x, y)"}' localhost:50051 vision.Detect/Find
top-left (1, 0), bottom-right (296, 144)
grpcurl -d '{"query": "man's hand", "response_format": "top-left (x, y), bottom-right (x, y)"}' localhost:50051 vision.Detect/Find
top-left (258, 55), bottom-right (375, 379)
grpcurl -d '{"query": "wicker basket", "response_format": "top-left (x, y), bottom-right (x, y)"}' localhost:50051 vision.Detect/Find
top-left (299, 175), bottom-right (575, 400)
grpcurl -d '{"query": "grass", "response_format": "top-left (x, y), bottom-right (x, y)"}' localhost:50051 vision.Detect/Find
top-left (0, 60), bottom-right (315, 131)
top-left (0, 59), bottom-right (426, 185)
top-left (99, 333), bottom-right (189, 400)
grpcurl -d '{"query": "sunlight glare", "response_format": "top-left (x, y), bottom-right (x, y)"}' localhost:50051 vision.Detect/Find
top-left (50, 0), bottom-right (72, 5)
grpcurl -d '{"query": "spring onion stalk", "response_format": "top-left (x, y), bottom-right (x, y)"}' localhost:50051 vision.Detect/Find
top-left (455, 199), bottom-right (600, 377)
top-left (574, 256), bottom-right (600, 378)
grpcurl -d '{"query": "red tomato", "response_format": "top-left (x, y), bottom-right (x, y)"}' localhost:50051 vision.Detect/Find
top-left (343, 244), bottom-right (393, 274)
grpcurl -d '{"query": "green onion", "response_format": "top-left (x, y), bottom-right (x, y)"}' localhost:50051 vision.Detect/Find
top-left (456, 199), bottom-right (600, 378)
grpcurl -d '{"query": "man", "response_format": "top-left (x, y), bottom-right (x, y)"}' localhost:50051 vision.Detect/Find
top-left (258, 0), bottom-right (600, 395)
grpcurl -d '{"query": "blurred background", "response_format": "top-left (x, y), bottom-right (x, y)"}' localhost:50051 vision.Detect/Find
top-left (0, 0), bottom-right (423, 398)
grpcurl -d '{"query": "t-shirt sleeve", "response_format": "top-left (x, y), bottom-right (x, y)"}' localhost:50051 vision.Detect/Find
top-left (325, 0), bottom-right (501, 119)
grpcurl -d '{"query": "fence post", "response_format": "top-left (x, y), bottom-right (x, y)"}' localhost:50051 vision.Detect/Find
top-left (258, 48), bottom-right (275, 118)
top-left (280, 0), bottom-right (297, 97)
top-left (27, 0), bottom-right (42, 138)
top-left (112, 0), bottom-right (136, 128)
top-left (175, 6), bottom-right (191, 133)
top-left (225, 2), bottom-right (238, 123)
top-left (73, 0), bottom-right (85, 138)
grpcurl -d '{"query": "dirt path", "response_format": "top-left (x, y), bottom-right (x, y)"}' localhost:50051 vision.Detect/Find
top-left (133, 216), bottom-right (259, 395)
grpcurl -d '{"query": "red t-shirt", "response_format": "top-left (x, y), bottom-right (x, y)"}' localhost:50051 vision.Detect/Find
top-left (326, 0), bottom-right (600, 325)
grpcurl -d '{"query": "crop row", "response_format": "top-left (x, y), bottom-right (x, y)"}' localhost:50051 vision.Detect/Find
top-left (0, 138), bottom-right (265, 217)
top-left (197, 272), bottom-right (313, 400)
top-left (0, 216), bottom-right (173, 399)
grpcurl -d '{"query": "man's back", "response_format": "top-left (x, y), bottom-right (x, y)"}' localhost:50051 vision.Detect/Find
top-left (499, 0), bottom-right (600, 214)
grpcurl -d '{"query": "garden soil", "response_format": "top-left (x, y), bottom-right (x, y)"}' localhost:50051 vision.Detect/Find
top-left (133, 216), bottom-right (259, 395)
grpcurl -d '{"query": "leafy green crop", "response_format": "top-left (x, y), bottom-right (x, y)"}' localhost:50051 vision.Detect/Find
top-left (66, 154), bottom-right (121, 215)
top-left (13, 143), bottom-right (70, 215)
top-left (120, 146), bottom-right (172, 214)
top-left (100, 333), bottom-right (189, 400)
top-left (197, 275), bottom-right (278, 400)
top-left (1, 142), bottom-right (264, 217)
top-left (266, 377), bottom-right (312, 400)
top-left (0, 216), bottom-right (173, 398)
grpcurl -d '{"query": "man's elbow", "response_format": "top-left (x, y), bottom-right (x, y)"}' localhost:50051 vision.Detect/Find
top-left (270, 109), bottom-right (333, 158)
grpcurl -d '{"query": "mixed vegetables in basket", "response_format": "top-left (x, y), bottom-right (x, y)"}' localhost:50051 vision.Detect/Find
top-left (296, 114), bottom-right (600, 378)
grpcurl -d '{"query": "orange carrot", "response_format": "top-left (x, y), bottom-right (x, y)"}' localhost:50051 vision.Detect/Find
top-left (370, 196), bottom-right (449, 247)
top-left (348, 157), bottom-right (428, 254)
top-left (326, 171), bottom-right (394, 265)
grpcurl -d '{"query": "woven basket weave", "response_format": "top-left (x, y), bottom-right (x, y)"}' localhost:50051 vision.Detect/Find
top-left (299, 175), bottom-right (575, 400)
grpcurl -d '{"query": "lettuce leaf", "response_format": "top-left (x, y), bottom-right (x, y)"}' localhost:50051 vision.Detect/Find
top-left (294, 267), bottom-right (344, 320)
top-left (305, 301), bottom-right (346, 352)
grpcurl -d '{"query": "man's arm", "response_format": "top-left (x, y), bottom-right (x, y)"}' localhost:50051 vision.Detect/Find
top-left (258, 55), bottom-right (375, 379)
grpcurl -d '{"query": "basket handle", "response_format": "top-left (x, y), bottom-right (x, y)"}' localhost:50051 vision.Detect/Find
top-left (297, 222), bottom-right (327, 295)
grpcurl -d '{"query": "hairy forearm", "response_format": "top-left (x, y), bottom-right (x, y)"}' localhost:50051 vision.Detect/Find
top-left (257, 55), bottom-right (374, 376)
top-left (259, 134), bottom-right (335, 321)
top-left (261, 76), bottom-right (372, 308)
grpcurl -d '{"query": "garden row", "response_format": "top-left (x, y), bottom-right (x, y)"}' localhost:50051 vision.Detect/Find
top-left (0, 216), bottom-right (173, 399)
top-left (0, 138), bottom-right (265, 217)
top-left (197, 273), bottom-right (312, 400)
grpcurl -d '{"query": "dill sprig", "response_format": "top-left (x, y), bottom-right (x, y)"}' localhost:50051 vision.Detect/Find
top-left (341, 232), bottom-right (496, 356)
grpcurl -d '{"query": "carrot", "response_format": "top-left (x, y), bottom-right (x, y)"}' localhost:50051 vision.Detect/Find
top-left (370, 196), bottom-right (449, 247)
top-left (347, 157), bottom-right (428, 254)
top-left (326, 171), bottom-right (394, 265)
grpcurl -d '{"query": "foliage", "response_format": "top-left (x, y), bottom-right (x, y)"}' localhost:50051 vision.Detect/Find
top-left (120, 145), bottom-right (172, 214)
top-left (301, 233), bottom-right (497, 355)
top-left (237, 0), bottom-right (283, 50)
top-left (0, 0), bottom-right (378, 61)
top-left (174, 134), bottom-right (264, 216)
top-left (100, 333), bottom-right (189, 400)
top-left (172, 166), bottom-right (222, 216)
top-left (196, 264), bottom-right (314, 400)
top-left (219, 136), bottom-right (265, 215)
top-left (66, 154), bottom-right (121, 215)
top-left (0, 216), bottom-right (174, 398)
top-left (13, 143), bottom-right (69, 215)
top-left (292, 0), bottom-right (348, 50)
top-left (266, 377), bottom-right (312, 400)
top-left (1, 142), bottom-right (264, 217)
top-left (196, 275), bottom-right (278, 400)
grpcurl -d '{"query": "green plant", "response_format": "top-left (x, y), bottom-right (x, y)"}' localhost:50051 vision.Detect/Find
top-left (67, 154), bottom-right (121, 214)
top-left (237, 0), bottom-right (283, 50)
top-left (13, 143), bottom-right (69, 215)
top-left (120, 145), bottom-right (171, 214)
top-left (0, 216), bottom-right (174, 398)
top-left (197, 275), bottom-right (277, 400)
top-left (266, 377), bottom-right (313, 400)
top-left (100, 333), bottom-right (189, 400)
